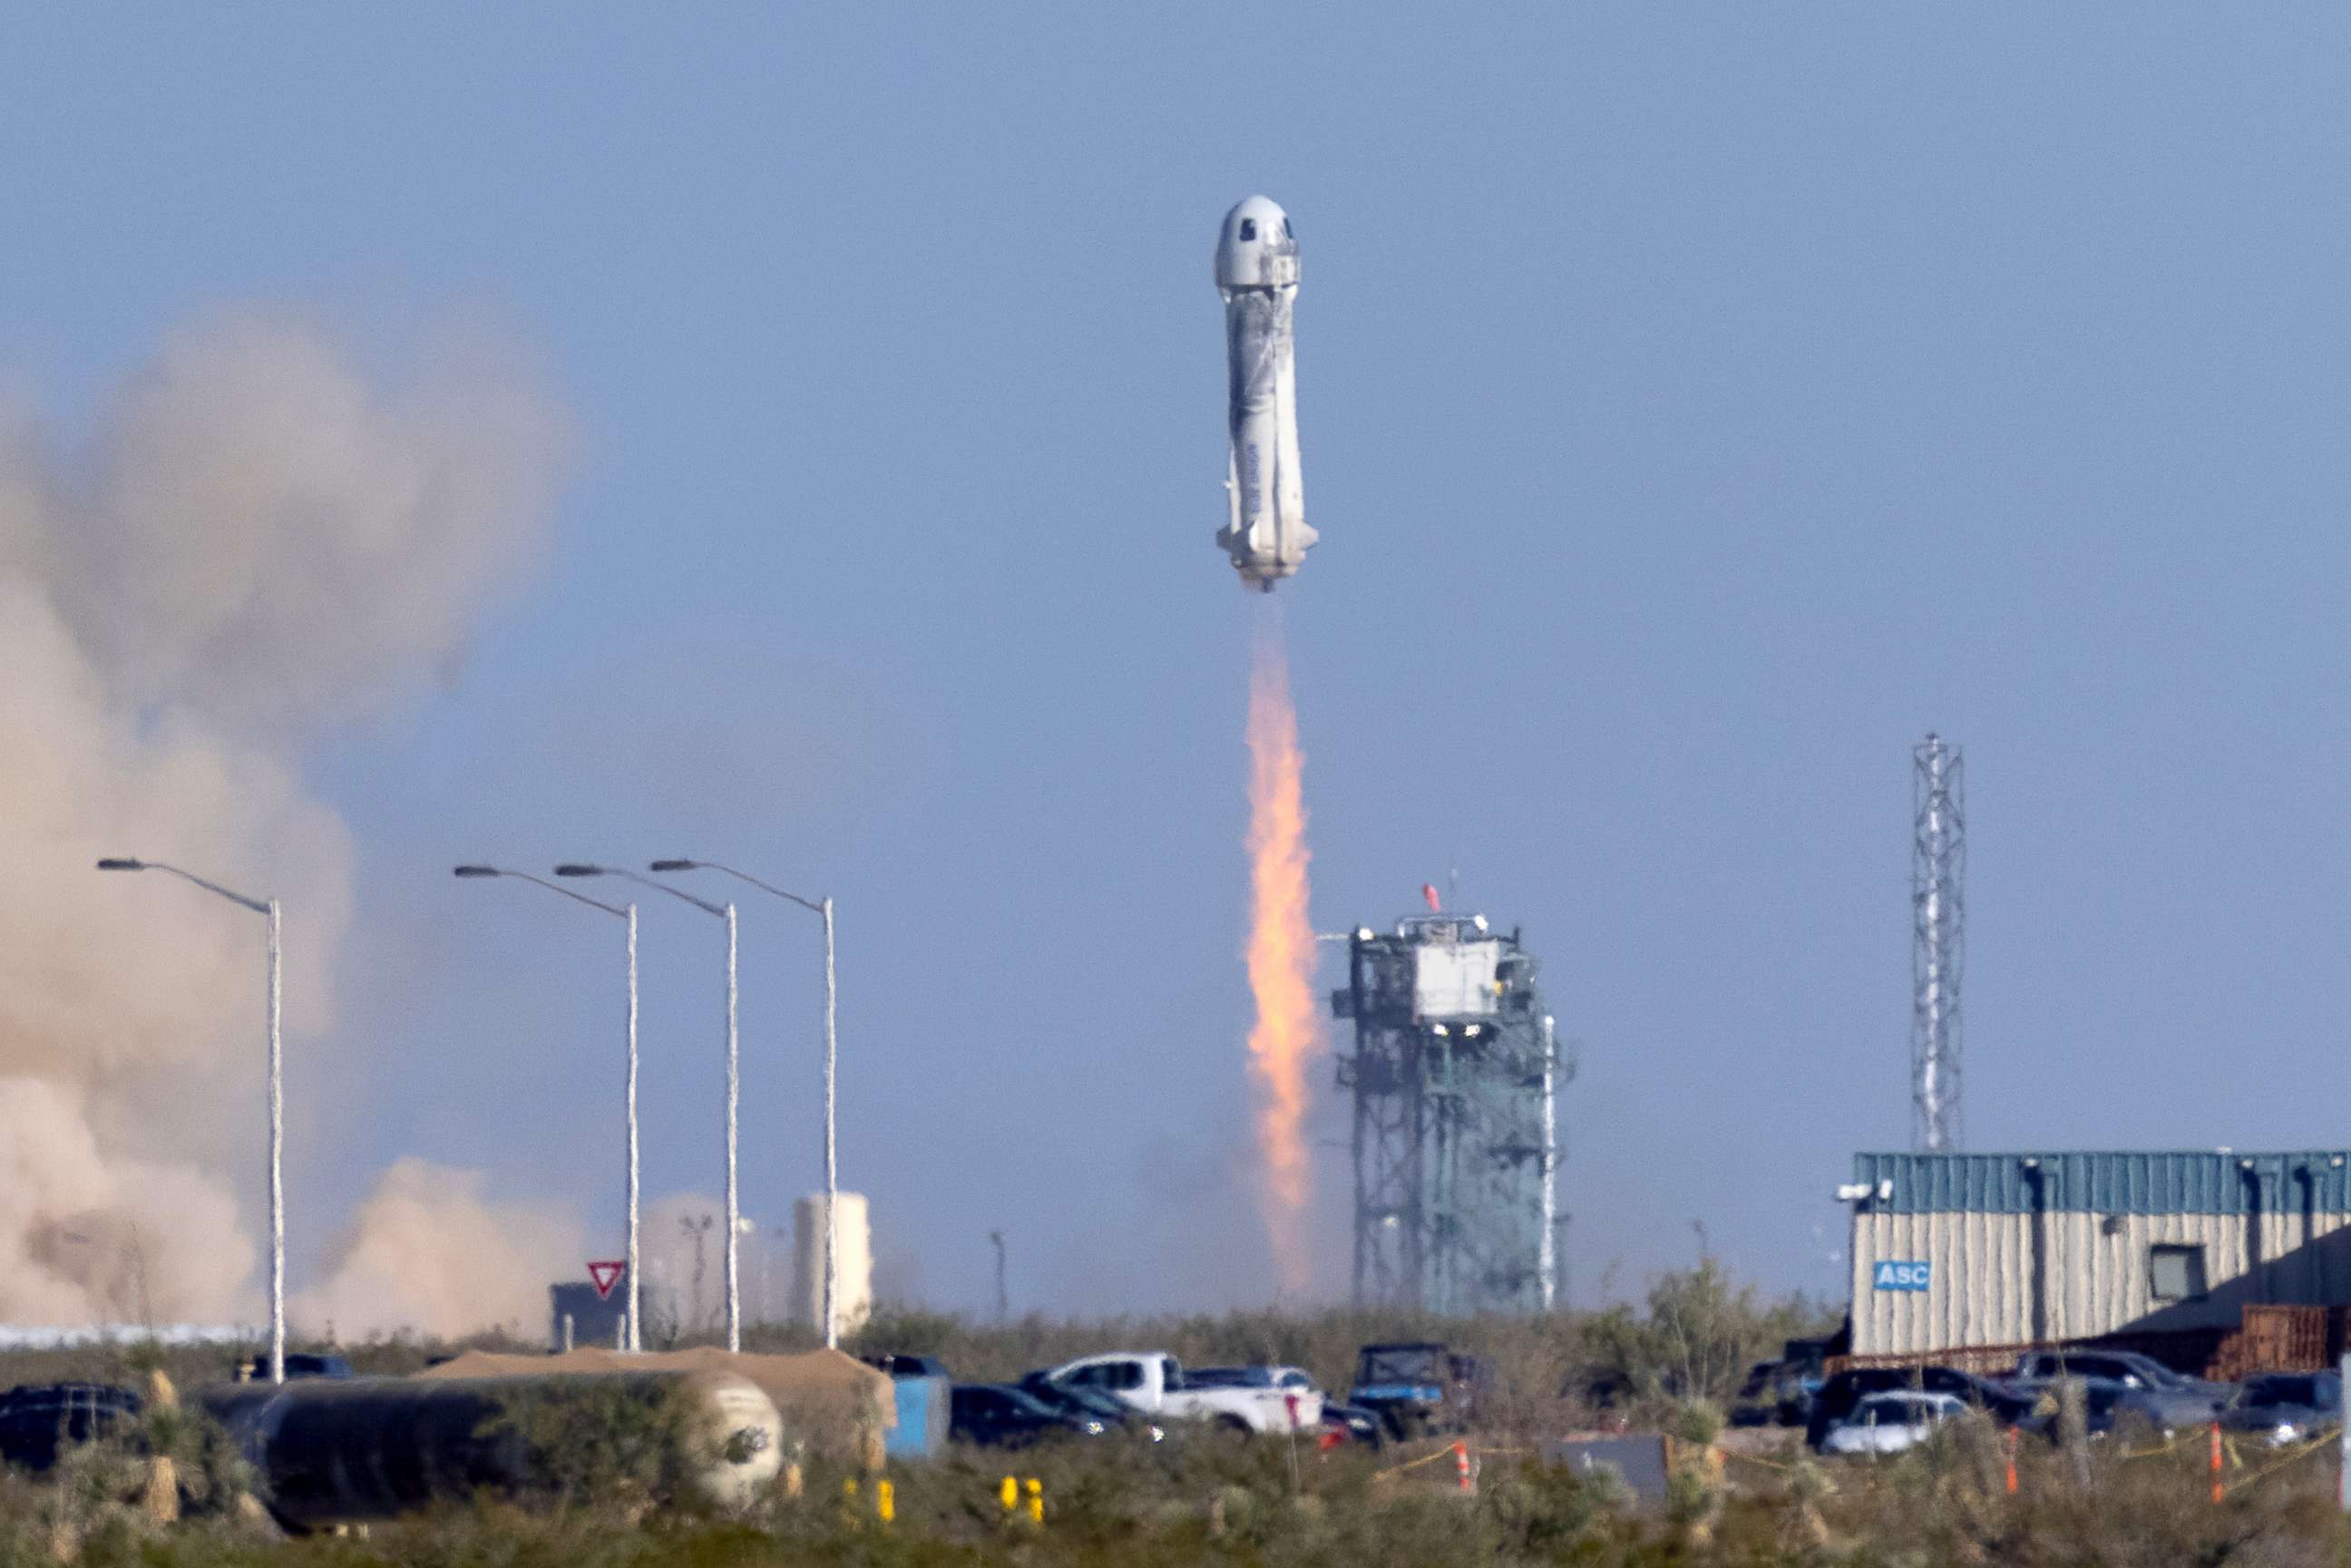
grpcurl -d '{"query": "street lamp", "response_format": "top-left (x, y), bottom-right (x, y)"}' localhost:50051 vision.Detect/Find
top-left (558, 863), bottom-right (743, 1352)
top-left (454, 864), bottom-right (641, 1351)
top-left (97, 857), bottom-right (285, 1384)
top-left (990, 1229), bottom-right (1009, 1324)
top-left (650, 859), bottom-right (842, 1348)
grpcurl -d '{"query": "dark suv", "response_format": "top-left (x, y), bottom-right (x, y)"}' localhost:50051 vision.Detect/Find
top-left (1806, 1367), bottom-right (2024, 1450)
top-left (236, 1353), bottom-right (353, 1382)
top-left (1350, 1342), bottom-right (1488, 1440)
top-left (0, 1384), bottom-right (144, 1473)
top-left (2008, 1350), bottom-right (2225, 1427)
top-left (862, 1353), bottom-right (951, 1379)
top-left (948, 1384), bottom-right (1101, 1448)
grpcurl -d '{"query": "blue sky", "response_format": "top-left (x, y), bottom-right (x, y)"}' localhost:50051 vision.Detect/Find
top-left (4, 5), bottom-right (2346, 1316)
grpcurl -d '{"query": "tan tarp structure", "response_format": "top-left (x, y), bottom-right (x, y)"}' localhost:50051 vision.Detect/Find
top-left (415, 1346), bottom-right (893, 1467)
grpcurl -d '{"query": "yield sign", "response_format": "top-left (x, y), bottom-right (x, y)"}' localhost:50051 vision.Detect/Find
top-left (587, 1261), bottom-right (626, 1300)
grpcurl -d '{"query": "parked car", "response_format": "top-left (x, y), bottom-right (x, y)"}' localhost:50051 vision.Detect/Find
top-left (1181, 1362), bottom-right (1376, 1446)
top-left (1732, 1359), bottom-right (1824, 1428)
top-left (2007, 1350), bottom-right (2226, 1427)
top-left (948, 1384), bottom-right (1107, 1448)
top-left (1806, 1367), bottom-right (2026, 1450)
top-left (0, 1384), bottom-right (144, 1473)
top-left (1043, 1352), bottom-right (1320, 1435)
top-left (1187, 1365), bottom-right (1319, 1392)
top-left (1349, 1342), bottom-right (1488, 1441)
top-left (1821, 1391), bottom-right (1968, 1456)
top-left (2012, 1377), bottom-right (2179, 1441)
top-left (2219, 1372), bottom-right (2342, 1447)
top-left (1187, 1365), bottom-right (1332, 1429)
top-left (1319, 1399), bottom-right (1387, 1449)
top-left (1015, 1373), bottom-right (1166, 1441)
top-left (236, 1353), bottom-right (353, 1382)
top-left (862, 1353), bottom-right (951, 1379)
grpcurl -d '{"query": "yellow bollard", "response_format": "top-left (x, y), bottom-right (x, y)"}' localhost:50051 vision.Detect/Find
top-left (876, 1478), bottom-right (895, 1525)
top-left (1000, 1475), bottom-right (1019, 1517)
top-left (1026, 1476), bottom-right (1044, 1525)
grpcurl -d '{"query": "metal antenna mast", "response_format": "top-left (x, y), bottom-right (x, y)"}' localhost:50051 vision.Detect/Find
top-left (1911, 734), bottom-right (1964, 1152)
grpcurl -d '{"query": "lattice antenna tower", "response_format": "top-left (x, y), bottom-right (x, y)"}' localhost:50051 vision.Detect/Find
top-left (1911, 733), bottom-right (1964, 1152)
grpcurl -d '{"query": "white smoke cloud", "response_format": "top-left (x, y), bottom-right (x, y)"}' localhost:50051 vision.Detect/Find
top-left (0, 308), bottom-right (570, 1332)
top-left (0, 1077), bottom-right (251, 1324)
top-left (49, 312), bottom-right (562, 734)
top-left (293, 1159), bottom-right (582, 1340)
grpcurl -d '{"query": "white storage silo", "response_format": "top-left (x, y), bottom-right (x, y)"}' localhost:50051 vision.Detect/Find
top-left (790, 1192), bottom-right (873, 1338)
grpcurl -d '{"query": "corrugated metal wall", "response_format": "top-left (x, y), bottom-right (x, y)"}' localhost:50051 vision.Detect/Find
top-left (1851, 1151), bottom-right (2351, 1214)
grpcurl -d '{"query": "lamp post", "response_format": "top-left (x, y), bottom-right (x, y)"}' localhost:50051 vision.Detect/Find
top-left (651, 859), bottom-right (841, 1347)
top-left (558, 864), bottom-right (741, 1352)
top-left (1539, 1012), bottom-right (1558, 1312)
top-left (96, 858), bottom-right (284, 1384)
top-left (454, 865), bottom-right (640, 1351)
top-left (990, 1229), bottom-right (1009, 1324)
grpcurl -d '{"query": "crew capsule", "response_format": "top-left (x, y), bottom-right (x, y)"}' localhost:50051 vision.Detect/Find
top-left (1215, 196), bottom-right (1314, 590)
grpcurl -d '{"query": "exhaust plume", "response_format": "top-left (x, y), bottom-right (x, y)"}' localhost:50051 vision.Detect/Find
top-left (0, 307), bottom-right (571, 1331)
top-left (1242, 615), bottom-right (1322, 1295)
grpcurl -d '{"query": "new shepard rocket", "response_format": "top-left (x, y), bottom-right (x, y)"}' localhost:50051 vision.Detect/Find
top-left (1216, 195), bottom-right (1316, 590)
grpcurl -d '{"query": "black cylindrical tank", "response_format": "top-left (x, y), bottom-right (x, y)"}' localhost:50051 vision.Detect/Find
top-left (201, 1371), bottom-right (781, 1529)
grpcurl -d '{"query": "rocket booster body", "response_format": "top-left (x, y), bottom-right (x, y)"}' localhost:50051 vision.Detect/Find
top-left (1216, 196), bottom-right (1315, 590)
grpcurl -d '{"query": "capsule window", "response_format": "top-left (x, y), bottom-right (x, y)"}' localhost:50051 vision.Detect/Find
top-left (1283, 218), bottom-right (1294, 238)
top-left (1238, 219), bottom-right (1257, 241)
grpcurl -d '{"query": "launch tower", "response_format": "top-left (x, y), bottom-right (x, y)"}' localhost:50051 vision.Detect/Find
top-left (1332, 914), bottom-right (1568, 1313)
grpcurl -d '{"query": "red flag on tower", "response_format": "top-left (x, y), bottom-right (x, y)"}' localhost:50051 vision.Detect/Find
top-left (1421, 883), bottom-right (1441, 912)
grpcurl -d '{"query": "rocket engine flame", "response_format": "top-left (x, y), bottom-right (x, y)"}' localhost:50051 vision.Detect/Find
top-left (1243, 617), bottom-right (1322, 1294)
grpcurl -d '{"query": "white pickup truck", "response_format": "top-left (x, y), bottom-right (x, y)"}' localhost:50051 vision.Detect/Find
top-left (1044, 1352), bottom-right (1322, 1436)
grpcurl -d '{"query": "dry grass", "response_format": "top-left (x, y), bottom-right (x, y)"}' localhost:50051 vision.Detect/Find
top-left (7, 1421), bottom-right (2351, 1568)
top-left (13, 1289), bottom-right (2343, 1564)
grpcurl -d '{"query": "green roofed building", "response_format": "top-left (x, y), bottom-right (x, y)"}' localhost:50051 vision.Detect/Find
top-left (1841, 1150), bottom-right (2351, 1358)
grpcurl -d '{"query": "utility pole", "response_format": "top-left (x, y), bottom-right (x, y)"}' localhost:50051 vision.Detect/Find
top-left (821, 897), bottom-right (839, 1348)
top-left (1538, 1014), bottom-right (1558, 1310)
top-left (98, 859), bottom-right (287, 1382)
top-left (651, 861), bottom-right (843, 1346)
top-left (989, 1230), bottom-right (1009, 1323)
top-left (454, 866), bottom-right (641, 1350)
top-left (1912, 734), bottom-right (1965, 1152)
top-left (266, 898), bottom-right (283, 1385)
top-left (559, 865), bottom-right (741, 1350)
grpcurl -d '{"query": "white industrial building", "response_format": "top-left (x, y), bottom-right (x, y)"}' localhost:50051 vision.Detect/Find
top-left (1843, 1151), bottom-right (2351, 1358)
